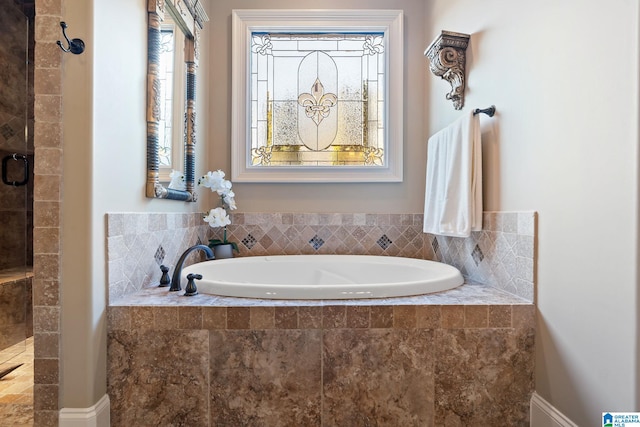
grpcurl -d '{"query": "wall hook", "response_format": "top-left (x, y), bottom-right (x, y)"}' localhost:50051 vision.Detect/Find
top-left (56, 22), bottom-right (85, 54)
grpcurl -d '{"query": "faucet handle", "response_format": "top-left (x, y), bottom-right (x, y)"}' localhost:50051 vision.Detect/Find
top-left (159, 265), bottom-right (171, 287)
top-left (184, 273), bottom-right (202, 296)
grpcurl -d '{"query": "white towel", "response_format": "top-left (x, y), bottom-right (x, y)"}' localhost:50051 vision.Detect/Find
top-left (423, 111), bottom-right (482, 237)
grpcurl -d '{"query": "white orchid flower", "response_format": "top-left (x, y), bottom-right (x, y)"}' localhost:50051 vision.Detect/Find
top-left (199, 169), bottom-right (225, 190)
top-left (215, 179), bottom-right (233, 196)
top-left (199, 170), bottom-right (238, 230)
top-left (203, 207), bottom-right (231, 228)
top-left (223, 193), bottom-right (237, 210)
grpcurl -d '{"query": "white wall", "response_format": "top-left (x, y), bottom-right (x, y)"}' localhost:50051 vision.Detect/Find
top-left (425, 1), bottom-right (639, 425)
top-left (61, 0), bottom-right (210, 407)
top-left (61, 0), bottom-right (95, 408)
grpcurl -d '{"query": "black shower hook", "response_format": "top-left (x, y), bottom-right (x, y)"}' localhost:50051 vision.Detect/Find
top-left (56, 21), bottom-right (85, 55)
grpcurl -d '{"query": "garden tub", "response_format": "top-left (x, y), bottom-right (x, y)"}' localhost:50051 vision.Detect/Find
top-left (181, 255), bottom-right (464, 300)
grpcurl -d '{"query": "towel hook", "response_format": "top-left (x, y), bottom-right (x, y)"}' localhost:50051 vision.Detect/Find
top-left (56, 22), bottom-right (85, 55)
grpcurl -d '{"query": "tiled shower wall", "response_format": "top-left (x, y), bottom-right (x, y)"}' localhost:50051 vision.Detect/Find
top-left (107, 211), bottom-right (535, 302)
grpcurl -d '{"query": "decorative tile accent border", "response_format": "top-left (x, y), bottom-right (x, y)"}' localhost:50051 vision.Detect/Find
top-left (224, 213), bottom-right (427, 257)
top-left (106, 211), bottom-right (536, 302)
top-left (108, 302), bottom-right (535, 332)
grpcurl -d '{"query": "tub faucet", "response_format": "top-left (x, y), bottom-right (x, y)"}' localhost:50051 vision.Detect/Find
top-left (169, 244), bottom-right (214, 292)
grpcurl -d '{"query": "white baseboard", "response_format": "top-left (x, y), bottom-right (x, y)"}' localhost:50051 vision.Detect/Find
top-left (59, 394), bottom-right (110, 427)
top-left (531, 392), bottom-right (578, 427)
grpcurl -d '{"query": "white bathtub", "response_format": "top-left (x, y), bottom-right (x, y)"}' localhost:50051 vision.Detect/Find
top-left (181, 255), bottom-right (464, 300)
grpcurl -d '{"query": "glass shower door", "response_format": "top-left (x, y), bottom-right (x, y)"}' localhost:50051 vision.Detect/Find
top-left (0, 0), bottom-right (32, 365)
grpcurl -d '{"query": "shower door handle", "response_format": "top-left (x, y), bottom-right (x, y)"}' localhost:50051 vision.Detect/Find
top-left (2, 153), bottom-right (29, 186)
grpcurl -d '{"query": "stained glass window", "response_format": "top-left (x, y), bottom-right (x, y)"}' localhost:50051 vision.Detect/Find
top-left (231, 10), bottom-right (403, 182)
top-left (249, 32), bottom-right (386, 168)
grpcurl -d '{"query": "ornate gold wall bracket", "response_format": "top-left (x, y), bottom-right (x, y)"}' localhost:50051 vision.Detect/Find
top-left (424, 31), bottom-right (470, 110)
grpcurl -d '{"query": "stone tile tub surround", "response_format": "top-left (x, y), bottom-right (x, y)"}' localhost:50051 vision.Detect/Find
top-left (106, 211), bottom-right (536, 303)
top-left (432, 211), bottom-right (536, 302)
top-left (106, 211), bottom-right (536, 425)
top-left (108, 296), bottom-right (534, 426)
top-left (107, 213), bottom-right (211, 302)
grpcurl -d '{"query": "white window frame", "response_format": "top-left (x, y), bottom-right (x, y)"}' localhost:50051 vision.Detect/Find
top-left (231, 9), bottom-right (404, 183)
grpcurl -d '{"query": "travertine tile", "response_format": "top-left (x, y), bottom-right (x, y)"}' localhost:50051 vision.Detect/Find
top-left (33, 122), bottom-right (62, 148)
top-left (464, 305), bottom-right (488, 328)
top-left (346, 306), bottom-right (369, 328)
top-left (441, 306), bottom-right (464, 329)
top-left (431, 211), bottom-right (537, 302)
top-left (209, 330), bottom-right (322, 426)
top-left (513, 304), bottom-right (535, 330)
top-left (178, 306), bottom-right (203, 329)
top-left (34, 333), bottom-right (58, 359)
top-left (32, 307), bottom-right (58, 333)
top-left (153, 306), bottom-right (178, 331)
top-left (393, 305), bottom-right (417, 328)
top-left (488, 305), bottom-right (512, 328)
top-left (33, 95), bottom-right (61, 123)
top-left (33, 201), bottom-right (60, 227)
top-left (33, 410), bottom-right (57, 426)
top-left (226, 307), bottom-right (250, 329)
top-left (33, 174), bottom-right (60, 201)
top-left (35, 42), bottom-right (62, 69)
top-left (434, 328), bottom-right (534, 426)
top-left (416, 305), bottom-right (440, 329)
top-left (37, 0), bottom-right (62, 15)
top-left (105, 212), bottom-right (536, 426)
top-left (249, 306), bottom-right (274, 329)
top-left (323, 329), bottom-right (435, 426)
top-left (34, 358), bottom-right (57, 385)
top-left (33, 254), bottom-right (59, 282)
top-left (322, 306), bottom-right (346, 329)
top-left (32, 1), bottom-right (63, 422)
top-left (275, 306), bottom-right (298, 329)
top-left (370, 306), bottom-right (393, 328)
top-left (34, 68), bottom-right (61, 95)
top-left (33, 227), bottom-right (59, 254)
top-left (108, 330), bottom-right (209, 427)
top-left (33, 384), bottom-right (57, 411)
top-left (202, 307), bottom-right (226, 329)
top-left (130, 306), bottom-right (153, 331)
top-left (298, 306), bottom-right (322, 329)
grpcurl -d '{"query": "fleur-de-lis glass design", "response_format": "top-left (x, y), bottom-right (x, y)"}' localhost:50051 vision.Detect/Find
top-left (251, 34), bottom-right (272, 56)
top-left (363, 35), bottom-right (384, 55)
top-left (297, 78), bottom-right (338, 126)
top-left (364, 147), bottom-right (384, 165)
